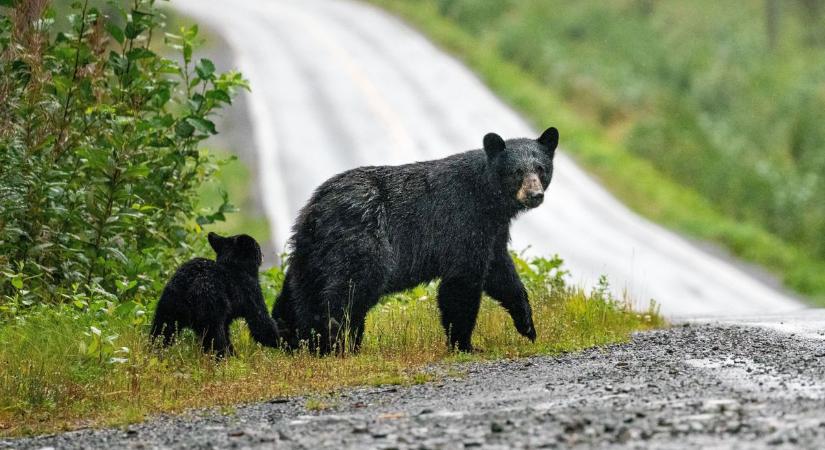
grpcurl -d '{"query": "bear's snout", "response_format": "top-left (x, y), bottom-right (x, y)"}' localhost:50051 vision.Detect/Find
top-left (517, 173), bottom-right (545, 208)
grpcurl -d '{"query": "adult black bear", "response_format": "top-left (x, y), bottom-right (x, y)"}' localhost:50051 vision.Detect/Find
top-left (273, 127), bottom-right (559, 354)
top-left (151, 232), bottom-right (279, 357)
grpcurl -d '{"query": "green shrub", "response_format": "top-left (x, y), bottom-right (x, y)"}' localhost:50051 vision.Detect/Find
top-left (0, 0), bottom-right (248, 308)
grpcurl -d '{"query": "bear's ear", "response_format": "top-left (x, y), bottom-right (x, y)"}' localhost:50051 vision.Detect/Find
top-left (208, 232), bottom-right (226, 255)
top-left (236, 234), bottom-right (262, 265)
top-left (483, 132), bottom-right (506, 160)
top-left (537, 127), bottom-right (559, 158)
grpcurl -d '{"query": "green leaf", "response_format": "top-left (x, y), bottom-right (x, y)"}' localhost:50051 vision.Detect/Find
top-left (206, 89), bottom-right (232, 104)
top-left (126, 47), bottom-right (155, 61)
top-left (185, 117), bottom-right (217, 135)
top-left (175, 120), bottom-right (195, 138)
top-left (195, 58), bottom-right (215, 80)
top-left (11, 277), bottom-right (23, 290)
top-left (124, 21), bottom-right (145, 39)
top-left (183, 42), bottom-right (192, 63)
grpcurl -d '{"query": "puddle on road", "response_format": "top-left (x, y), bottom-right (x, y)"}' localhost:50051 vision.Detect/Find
top-left (684, 357), bottom-right (825, 400)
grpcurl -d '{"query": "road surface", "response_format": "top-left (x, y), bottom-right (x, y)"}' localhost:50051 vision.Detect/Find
top-left (171, 0), bottom-right (803, 318)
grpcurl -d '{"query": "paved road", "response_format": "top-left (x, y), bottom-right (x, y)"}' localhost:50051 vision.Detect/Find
top-left (7, 321), bottom-right (825, 449)
top-left (172, 0), bottom-right (803, 317)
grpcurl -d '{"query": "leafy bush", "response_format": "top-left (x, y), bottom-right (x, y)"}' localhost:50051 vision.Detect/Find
top-left (0, 0), bottom-right (248, 308)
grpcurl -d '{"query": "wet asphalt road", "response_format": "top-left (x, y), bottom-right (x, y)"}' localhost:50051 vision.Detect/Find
top-left (6, 320), bottom-right (825, 449)
top-left (169, 0), bottom-right (802, 316)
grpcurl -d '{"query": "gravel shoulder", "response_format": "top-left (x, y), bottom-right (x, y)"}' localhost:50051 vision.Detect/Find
top-left (6, 323), bottom-right (825, 449)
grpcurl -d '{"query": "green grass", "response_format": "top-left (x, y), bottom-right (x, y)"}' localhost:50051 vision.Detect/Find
top-left (0, 153), bottom-right (663, 437)
top-left (368, 0), bottom-right (825, 303)
top-left (0, 254), bottom-right (662, 437)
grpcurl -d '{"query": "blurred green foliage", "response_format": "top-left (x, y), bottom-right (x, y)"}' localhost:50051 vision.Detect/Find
top-left (434, 0), bottom-right (825, 258)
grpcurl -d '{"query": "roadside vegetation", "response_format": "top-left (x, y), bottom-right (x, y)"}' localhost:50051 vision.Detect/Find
top-left (0, 0), bottom-right (662, 438)
top-left (0, 253), bottom-right (661, 436)
top-left (370, 0), bottom-right (825, 302)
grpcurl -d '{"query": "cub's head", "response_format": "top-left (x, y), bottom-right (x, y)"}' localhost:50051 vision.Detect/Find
top-left (208, 232), bottom-right (263, 269)
top-left (484, 127), bottom-right (559, 211)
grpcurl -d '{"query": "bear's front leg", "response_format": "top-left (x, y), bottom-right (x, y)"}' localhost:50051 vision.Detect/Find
top-left (484, 247), bottom-right (536, 342)
top-left (438, 277), bottom-right (483, 352)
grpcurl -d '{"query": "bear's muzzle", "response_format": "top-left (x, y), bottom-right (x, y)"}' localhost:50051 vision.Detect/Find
top-left (516, 173), bottom-right (544, 208)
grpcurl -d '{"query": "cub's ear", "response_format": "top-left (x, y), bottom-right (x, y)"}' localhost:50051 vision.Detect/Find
top-left (483, 132), bottom-right (506, 160)
top-left (207, 232), bottom-right (226, 255)
top-left (537, 127), bottom-right (559, 158)
top-left (236, 234), bottom-right (262, 265)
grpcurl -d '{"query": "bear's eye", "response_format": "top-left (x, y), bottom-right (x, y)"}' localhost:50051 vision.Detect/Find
top-left (515, 168), bottom-right (524, 178)
top-left (536, 165), bottom-right (545, 176)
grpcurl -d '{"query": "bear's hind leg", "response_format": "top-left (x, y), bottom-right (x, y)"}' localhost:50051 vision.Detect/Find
top-left (315, 280), bottom-right (383, 355)
top-left (224, 322), bottom-right (235, 356)
top-left (150, 318), bottom-right (177, 347)
top-left (348, 313), bottom-right (368, 353)
top-left (201, 324), bottom-right (232, 358)
top-left (272, 271), bottom-right (298, 349)
top-left (438, 277), bottom-right (483, 352)
top-left (150, 302), bottom-right (179, 347)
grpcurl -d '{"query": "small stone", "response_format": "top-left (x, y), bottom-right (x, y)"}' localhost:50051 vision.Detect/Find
top-left (490, 422), bottom-right (504, 433)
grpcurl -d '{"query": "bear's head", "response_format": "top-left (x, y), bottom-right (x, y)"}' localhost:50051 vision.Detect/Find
top-left (484, 127), bottom-right (558, 211)
top-left (208, 232), bottom-right (263, 271)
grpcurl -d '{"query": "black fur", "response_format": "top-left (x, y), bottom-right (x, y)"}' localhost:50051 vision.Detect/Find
top-left (151, 232), bottom-right (279, 357)
top-left (273, 128), bottom-right (559, 354)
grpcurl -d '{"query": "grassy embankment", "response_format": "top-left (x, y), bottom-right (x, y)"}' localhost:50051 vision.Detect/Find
top-left (369, 0), bottom-right (825, 303)
top-left (0, 154), bottom-right (662, 437)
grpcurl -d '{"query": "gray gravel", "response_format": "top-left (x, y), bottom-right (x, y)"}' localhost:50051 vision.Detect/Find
top-left (6, 323), bottom-right (825, 449)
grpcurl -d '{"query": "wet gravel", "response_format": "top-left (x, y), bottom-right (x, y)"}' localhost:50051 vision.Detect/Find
top-left (5, 323), bottom-right (825, 449)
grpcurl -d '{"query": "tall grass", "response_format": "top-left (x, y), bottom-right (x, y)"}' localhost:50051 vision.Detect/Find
top-left (0, 255), bottom-right (661, 437)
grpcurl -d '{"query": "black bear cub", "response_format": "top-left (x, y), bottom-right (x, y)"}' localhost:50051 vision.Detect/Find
top-left (273, 127), bottom-right (559, 354)
top-left (151, 232), bottom-right (279, 357)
